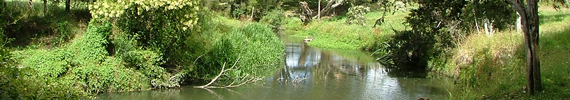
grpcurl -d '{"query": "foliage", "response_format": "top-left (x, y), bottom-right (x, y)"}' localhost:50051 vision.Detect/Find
top-left (228, 0), bottom-right (281, 20)
top-left (1, 0), bottom-right (6, 45)
top-left (438, 8), bottom-right (570, 99)
top-left (194, 23), bottom-right (284, 80)
top-left (346, 5), bottom-right (370, 26)
top-left (386, 0), bottom-right (466, 69)
top-left (260, 8), bottom-right (285, 28)
top-left (54, 20), bottom-right (72, 46)
top-left (91, 0), bottom-right (202, 69)
top-left (6, 21), bottom-right (155, 99)
top-left (90, 0), bottom-right (204, 88)
top-left (461, 0), bottom-right (518, 32)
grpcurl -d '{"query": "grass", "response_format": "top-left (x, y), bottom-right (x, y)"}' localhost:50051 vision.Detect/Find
top-left (283, 10), bottom-right (409, 50)
top-left (3, 0), bottom-right (90, 49)
top-left (441, 7), bottom-right (570, 99)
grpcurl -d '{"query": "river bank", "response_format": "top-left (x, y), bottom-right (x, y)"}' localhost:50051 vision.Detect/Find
top-left (1, 1), bottom-right (284, 98)
top-left (438, 7), bottom-right (570, 99)
top-left (282, 5), bottom-right (570, 99)
top-left (97, 35), bottom-right (455, 100)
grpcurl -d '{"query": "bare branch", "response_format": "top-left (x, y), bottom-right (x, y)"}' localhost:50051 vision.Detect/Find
top-left (317, 0), bottom-right (345, 17)
top-left (193, 54), bottom-right (205, 65)
top-left (194, 62), bottom-right (227, 88)
top-left (194, 57), bottom-right (263, 89)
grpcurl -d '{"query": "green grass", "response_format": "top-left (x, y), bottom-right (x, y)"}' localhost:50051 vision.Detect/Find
top-left (283, 10), bottom-right (409, 50)
top-left (441, 7), bottom-right (570, 99)
top-left (3, 0), bottom-right (90, 49)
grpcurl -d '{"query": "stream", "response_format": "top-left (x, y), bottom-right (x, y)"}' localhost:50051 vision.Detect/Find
top-left (97, 36), bottom-right (454, 100)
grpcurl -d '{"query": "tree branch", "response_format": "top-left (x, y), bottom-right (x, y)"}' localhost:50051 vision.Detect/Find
top-left (193, 54), bottom-right (205, 65)
top-left (194, 57), bottom-right (263, 89)
top-left (506, 0), bottom-right (527, 17)
top-left (316, 0), bottom-right (345, 17)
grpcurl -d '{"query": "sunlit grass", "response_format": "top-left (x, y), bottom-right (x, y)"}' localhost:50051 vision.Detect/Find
top-left (283, 11), bottom-right (408, 50)
top-left (445, 7), bottom-right (570, 99)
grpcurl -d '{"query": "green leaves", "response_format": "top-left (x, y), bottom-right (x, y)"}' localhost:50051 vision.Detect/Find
top-left (346, 6), bottom-right (370, 26)
top-left (90, 0), bottom-right (201, 31)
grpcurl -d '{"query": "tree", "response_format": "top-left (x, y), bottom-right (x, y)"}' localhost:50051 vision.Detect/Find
top-left (227, 0), bottom-right (280, 20)
top-left (299, 0), bottom-right (347, 24)
top-left (506, 0), bottom-right (542, 95)
top-left (65, 0), bottom-right (70, 12)
top-left (386, 0), bottom-right (466, 70)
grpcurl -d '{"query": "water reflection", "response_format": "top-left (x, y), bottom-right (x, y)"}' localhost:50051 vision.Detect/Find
top-left (97, 37), bottom-right (453, 100)
top-left (269, 41), bottom-right (451, 100)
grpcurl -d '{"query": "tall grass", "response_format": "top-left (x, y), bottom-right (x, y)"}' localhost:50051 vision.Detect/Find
top-left (441, 8), bottom-right (570, 99)
top-left (193, 15), bottom-right (285, 79)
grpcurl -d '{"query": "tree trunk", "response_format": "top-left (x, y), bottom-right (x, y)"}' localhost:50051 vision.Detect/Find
top-left (65, 0), bottom-right (70, 12)
top-left (316, 0), bottom-right (344, 18)
top-left (43, 0), bottom-right (47, 15)
top-left (299, 0), bottom-right (344, 24)
top-left (318, 0), bottom-right (321, 21)
top-left (507, 0), bottom-right (541, 95)
top-left (528, 0), bottom-right (542, 92)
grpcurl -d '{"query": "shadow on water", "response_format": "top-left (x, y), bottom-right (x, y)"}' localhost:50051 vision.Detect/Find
top-left (97, 34), bottom-right (454, 100)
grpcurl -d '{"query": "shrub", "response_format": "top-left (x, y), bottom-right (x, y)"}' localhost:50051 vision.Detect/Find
top-left (346, 5), bottom-right (370, 26)
top-left (386, 0), bottom-right (465, 69)
top-left (9, 20), bottom-right (155, 98)
top-left (194, 23), bottom-right (284, 79)
top-left (260, 8), bottom-right (285, 28)
top-left (91, 0), bottom-right (203, 71)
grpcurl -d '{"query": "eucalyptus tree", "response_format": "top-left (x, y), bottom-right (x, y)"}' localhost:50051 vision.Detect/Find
top-left (381, 0), bottom-right (547, 95)
top-left (506, 0), bottom-right (542, 95)
top-left (299, 0), bottom-right (374, 24)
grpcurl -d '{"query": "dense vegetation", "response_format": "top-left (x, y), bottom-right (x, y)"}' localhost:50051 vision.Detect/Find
top-left (1, 0), bottom-right (284, 99)
top-left (441, 8), bottom-right (570, 99)
top-left (1, 0), bottom-right (569, 99)
top-left (281, 0), bottom-right (569, 99)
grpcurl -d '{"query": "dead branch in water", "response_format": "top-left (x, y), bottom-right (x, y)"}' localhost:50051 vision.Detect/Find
top-left (194, 57), bottom-right (263, 88)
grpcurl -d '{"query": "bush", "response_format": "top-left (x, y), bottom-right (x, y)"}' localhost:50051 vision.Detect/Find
top-left (386, 0), bottom-right (465, 69)
top-left (91, 0), bottom-right (203, 72)
top-left (260, 8), bottom-right (285, 29)
top-left (7, 20), bottom-right (156, 98)
top-left (346, 5), bottom-right (370, 26)
top-left (194, 23), bottom-right (284, 79)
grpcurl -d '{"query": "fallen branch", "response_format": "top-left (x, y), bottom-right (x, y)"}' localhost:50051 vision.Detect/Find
top-left (194, 57), bottom-right (263, 88)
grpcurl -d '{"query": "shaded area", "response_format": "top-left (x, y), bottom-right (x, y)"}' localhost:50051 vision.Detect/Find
top-left (539, 12), bottom-right (570, 24)
top-left (3, 1), bottom-right (91, 48)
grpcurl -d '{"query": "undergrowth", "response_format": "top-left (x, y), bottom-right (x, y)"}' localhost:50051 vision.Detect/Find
top-left (193, 18), bottom-right (285, 81)
top-left (437, 8), bottom-right (570, 99)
